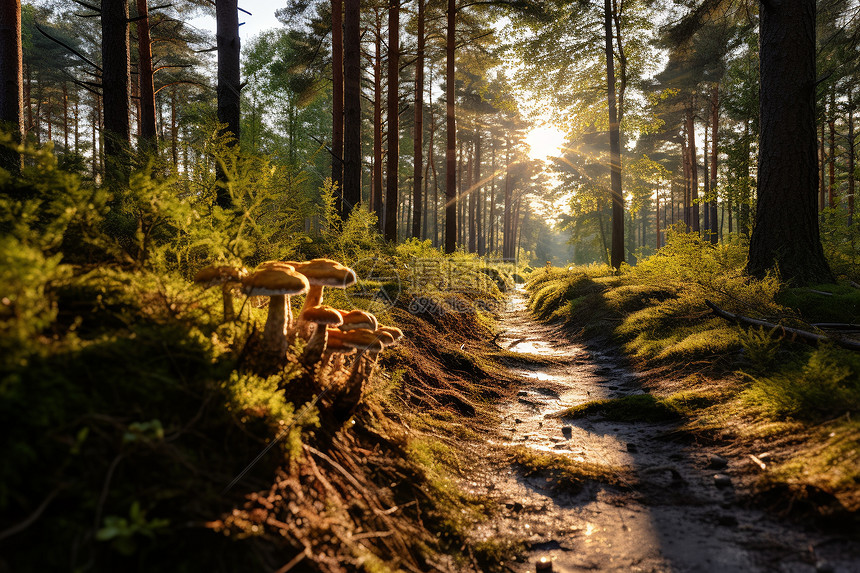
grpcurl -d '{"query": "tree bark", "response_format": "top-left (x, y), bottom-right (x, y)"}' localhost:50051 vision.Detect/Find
top-left (747, 0), bottom-right (833, 284)
top-left (849, 102), bottom-right (856, 225)
top-left (686, 103), bottom-right (699, 233)
top-left (820, 119), bottom-right (826, 211)
top-left (829, 90), bottom-right (836, 209)
top-left (343, 0), bottom-right (362, 218)
top-left (384, 0), bottom-right (399, 242)
top-left (101, 0), bottom-right (131, 188)
top-left (468, 139), bottom-right (476, 252)
top-left (371, 13), bottom-right (383, 228)
top-left (0, 0), bottom-right (23, 173)
top-left (475, 127), bottom-right (483, 255)
top-left (503, 136), bottom-right (512, 258)
top-left (444, 0), bottom-right (456, 253)
top-left (710, 84), bottom-right (719, 243)
top-left (703, 114), bottom-right (710, 236)
top-left (136, 0), bottom-right (157, 152)
top-left (215, 0), bottom-right (240, 207)
top-left (331, 0), bottom-right (344, 204)
top-left (604, 0), bottom-right (624, 268)
top-left (411, 0), bottom-right (424, 239)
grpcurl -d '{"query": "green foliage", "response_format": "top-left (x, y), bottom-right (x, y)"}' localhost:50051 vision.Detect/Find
top-left (744, 345), bottom-right (860, 420)
top-left (96, 501), bottom-right (170, 556)
top-left (737, 326), bottom-right (781, 372)
top-left (562, 392), bottom-right (718, 423)
top-left (777, 283), bottom-right (860, 324)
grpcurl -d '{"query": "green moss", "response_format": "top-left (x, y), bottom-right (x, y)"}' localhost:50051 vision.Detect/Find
top-left (510, 447), bottom-right (631, 489)
top-left (561, 392), bottom-right (719, 423)
top-left (776, 285), bottom-right (860, 324)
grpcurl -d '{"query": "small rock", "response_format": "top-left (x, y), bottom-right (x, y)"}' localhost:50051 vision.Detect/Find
top-left (713, 474), bottom-right (732, 488)
top-left (717, 514), bottom-right (738, 527)
top-left (561, 426), bottom-right (573, 439)
top-left (707, 454), bottom-right (728, 470)
top-left (815, 560), bottom-right (835, 573)
top-left (626, 443), bottom-right (638, 453)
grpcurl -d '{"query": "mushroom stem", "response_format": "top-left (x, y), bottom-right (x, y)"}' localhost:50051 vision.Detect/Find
top-left (300, 323), bottom-right (328, 367)
top-left (263, 294), bottom-right (288, 354)
top-left (297, 285), bottom-right (325, 338)
top-left (221, 283), bottom-right (235, 322)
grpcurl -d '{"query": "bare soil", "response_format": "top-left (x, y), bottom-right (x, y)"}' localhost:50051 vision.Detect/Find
top-left (463, 288), bottom-right (860, 573)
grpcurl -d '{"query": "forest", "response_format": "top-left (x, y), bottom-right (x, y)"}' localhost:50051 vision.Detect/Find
top-left (1, 0), bottom-right (860, 571)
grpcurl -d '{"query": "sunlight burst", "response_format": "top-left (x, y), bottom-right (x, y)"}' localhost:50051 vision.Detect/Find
top-left (525, 125), bottom-right (567, 161)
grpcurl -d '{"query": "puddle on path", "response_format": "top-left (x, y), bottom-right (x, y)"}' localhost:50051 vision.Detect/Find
top-left (471, 287), bottom-right (860, 573)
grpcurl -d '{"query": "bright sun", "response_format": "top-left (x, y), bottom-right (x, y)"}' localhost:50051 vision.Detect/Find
top-left (525, 125), bottom-right (567, 161)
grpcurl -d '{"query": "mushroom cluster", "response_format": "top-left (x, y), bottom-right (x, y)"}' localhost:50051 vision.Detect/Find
top-left (193, 258), bottom-right (403, 416)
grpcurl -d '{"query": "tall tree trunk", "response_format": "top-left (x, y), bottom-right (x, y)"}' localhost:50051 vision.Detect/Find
top-left (829, 90), bottom-right (836, 209)
top-left (102, 0), bottom-right (131, 188)
top-left (820, 118), bottom-right (826, 211)
top-left (136, 0), bottom-right (157, 152)
top-left (475, 128), bottom-right (483, 255)
top-left (503, 136), bottom-right (512, 259)
top-left (703, 114), bottom-right (710, 237)
top-left (490, 136), bottom-right (496, 253)
top-left (468, 139), bottom-right (476, 252)
top-left (23, 61), bottom-right (30, 136)
top-left (656, 191), bottom-right (661, 248)
top-left (343, 0), bottom-right (362, 218)
top-left (849, 103), bottom-right (856, 225)
top-left (331, 0), bottom-right (344, 206)
top-left (740, 118), bottom-right (751, 235)
top-left (74, 87), bottom-right (79, 153)
top-left (384, 0), bottom-right (399, 242)
top-left (216, 0), bottom-right (240, 207)
top-left (686, 103), bottom-right (699, 233)
top-left (411, 0), bottom-right (424, 239)
top-left (444, 0), bottom-right (456, 253)
top-left (710, 84), bottom-right (719, 243)
top-left (170, 89), bottom-right (178, 167)
top-left (372, 15), bottom-right (383, 228)
top-left (62, 82), bottom-right (68, 150)
top-left (682, 139), bottom-right (690, 229)
top-left (0, 0), bottom-right (22, 173)
top-left (457, 137), bottom-right (464, 247)
top-left (747, 0), bottom-right (832, 284)
top-left (604, 0), bottom-right (624, 268)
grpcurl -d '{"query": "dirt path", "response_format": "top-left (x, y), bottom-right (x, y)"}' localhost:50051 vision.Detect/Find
top-left (466, 288), bottom-right (860, 573)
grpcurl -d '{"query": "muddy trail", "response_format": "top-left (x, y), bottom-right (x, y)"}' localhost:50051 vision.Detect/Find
top-left (463, 288), bottom-right (860, 573)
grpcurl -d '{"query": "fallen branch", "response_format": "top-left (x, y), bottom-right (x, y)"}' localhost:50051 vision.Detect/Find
top-left (704, 300), bottom-right (860, 352)
top-left (811, 323), bottom-right (860, 331)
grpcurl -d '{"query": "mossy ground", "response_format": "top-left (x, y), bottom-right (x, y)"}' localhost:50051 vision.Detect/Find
top-left (526, 232), bottom-right (860, 519)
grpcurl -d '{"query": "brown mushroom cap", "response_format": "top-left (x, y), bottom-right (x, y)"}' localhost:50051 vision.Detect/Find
top-left (194, 265), bottom-right (247, 288)
top-left (377, 326), bottom-right (404, 342)
top-left (296, 258), bottom-right (357, 288)
top-left (340, 328), bottom-right (384, 352)
top-left (324, 332), bottom-right (355, 354)
top-left (339, 310), bottom-right (378, 332)
top-left (373, 329), bottom-right (396, 347)
top-left (255, 260), bottom-right (300, 272)
top-left (303, 305), bottom-right (343, 326)
top-left (242, 268), bottom-right (309, 297)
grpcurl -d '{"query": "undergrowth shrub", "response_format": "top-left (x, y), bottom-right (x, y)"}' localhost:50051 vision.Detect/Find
top-left (744, 344), bottom-right (860, 419)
